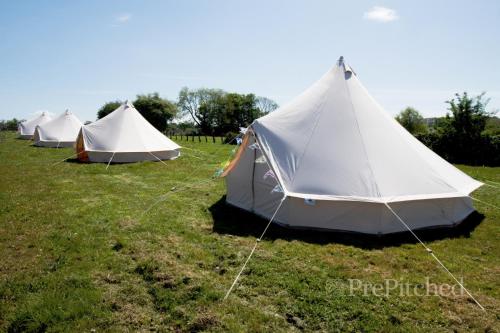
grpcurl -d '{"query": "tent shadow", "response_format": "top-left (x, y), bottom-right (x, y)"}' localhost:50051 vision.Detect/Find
top-left (210, 196), bottom-right (484, 250)
top-left (65, 158), bottom-right (88, 164)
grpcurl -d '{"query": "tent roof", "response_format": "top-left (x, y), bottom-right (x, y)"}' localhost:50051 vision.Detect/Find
top-left (80, 101), bottom-right (180, 153)
top-left (252, 57), bottom-right (482, 202)
top-left (36, 109), bottom-right (83, 142)
top-left (19, 112), bottom-right (52, 136)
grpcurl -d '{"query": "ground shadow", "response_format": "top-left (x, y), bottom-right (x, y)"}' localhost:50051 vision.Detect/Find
top-left (210, 196), bottom-right (484, 250)
top-left (65, 158), bottom-right (87, 164)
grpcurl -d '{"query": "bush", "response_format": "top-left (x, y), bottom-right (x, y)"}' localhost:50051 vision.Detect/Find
top-left (0, 118), bottom-right (21, 131)
top-left (396, 107), bottom-right (428, 134)
top-left (416, 131), bottom-right (500, 166)
top-left (414, 92), bottom-right (500, 166)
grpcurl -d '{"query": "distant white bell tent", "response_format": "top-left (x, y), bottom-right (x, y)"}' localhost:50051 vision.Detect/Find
top-left (76, 101), bottom-right (181, 163)
top-left (223, 57), bottom-right (483, 234)
top-left (34, 110), bottom-right (83, 148)
top-left (18, 112), bottom-right (52, 139)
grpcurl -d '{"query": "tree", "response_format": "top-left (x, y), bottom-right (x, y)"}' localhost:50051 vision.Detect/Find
top-left (416, 92), bottom-right (498, 166)
top-left (97, 100), bottom-right (122, 119)
top-left (438, 92), bottom-right (493, 164)
top-left (168, 121), bottom-right (197, 135)
top-left (97, 93), bottom-right (177, 132)
top-left (483, 116), bottom-right (500, 136)
top-left (177, 87), bottom-right (224, 130)
top-left (444, 92), bottom-right (491, 139)
top-left (0, 118), bottom-right (22, 131)
top-left (256, 96), bottom-right (279, 114)
top-left (133, 93), bottom-right (177, 132)
top-left (395, 107), bottom-right (428, 134)
top-left (178, 87), bottom-right (278, 135)
top-left (215, 93), bottom-right (261, 135)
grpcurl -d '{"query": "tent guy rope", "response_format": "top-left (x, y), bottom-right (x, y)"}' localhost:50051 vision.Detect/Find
top-left (139, 177), bottom-right (218, 220)
top-left (484, 179), bottom-right (500, 186)
top-left (223, 195), bottom-right (287, 300)
top-left (180, 151), bottom-right (203, 160)
top-left (138, 133), bottom-right (241, 219)
top-left (469, 196), bottom-right (499, 210)
top-left (51, 150), bottom-right (84, 166)
top-left (106, 152), bottom-right (116, 170)
top-left (480, 182), bottom-right (499, 189)
top-left (384, 202), bottom-right (485, 311)
top-left (148, 151), bottom-right (169, 166)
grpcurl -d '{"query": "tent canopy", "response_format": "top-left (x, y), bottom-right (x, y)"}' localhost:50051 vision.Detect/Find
top-left (76, 101), bottom-right (181, 163)
top-left (18, 112), bottom-right (52, 139)
top-left (252, 57), bottom-right (481, 202)
top-left (224, 57), bottom-right (482, 234)
top-left (34, 110), bottom-right (83, 147)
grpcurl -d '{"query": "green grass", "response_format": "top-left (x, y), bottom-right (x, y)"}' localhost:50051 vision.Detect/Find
top-left (0, 131), bottom-right (498, 332)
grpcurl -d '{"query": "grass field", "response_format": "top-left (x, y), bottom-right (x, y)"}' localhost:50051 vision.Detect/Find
top-left (0, 131), bottom-right (499, 332)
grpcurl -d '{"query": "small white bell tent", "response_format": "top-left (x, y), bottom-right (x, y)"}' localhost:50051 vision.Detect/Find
top-left (34, 110), bottom-right (83, 148)
top-left (224, 57), bottom-right (482, 234)
top-left (76, 101), bottom-right (180, 163)
top-left (18, 112), bottom-right (52, 139)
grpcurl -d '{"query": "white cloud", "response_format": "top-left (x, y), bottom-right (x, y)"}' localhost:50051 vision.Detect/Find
top-left (363, 6), bottom-right (399, 23)
top-left (113, 13), bottom-right (132, 26)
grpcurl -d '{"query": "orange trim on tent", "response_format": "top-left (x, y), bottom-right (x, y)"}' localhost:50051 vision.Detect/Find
top-left (221, 131), bottom-right (251, 177)
top-left (75, 129), bottom-right (89, 162)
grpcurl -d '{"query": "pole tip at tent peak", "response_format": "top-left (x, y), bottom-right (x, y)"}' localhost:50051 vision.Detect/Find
top-left (124, 100), bottom-right (134, 109)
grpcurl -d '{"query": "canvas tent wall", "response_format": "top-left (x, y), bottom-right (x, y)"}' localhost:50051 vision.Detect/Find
top-left (224, 57), bottom-right (482, 235)
top-left (76, 101), bottom-right (180, 163)
top-left (18, 112), bottom-right (52, 139)
top-left (34, 110), bottom-right (83, 148)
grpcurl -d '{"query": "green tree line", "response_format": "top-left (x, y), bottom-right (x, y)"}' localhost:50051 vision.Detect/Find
top-left (396, 92), bottom-right (499, 166)
top-left (0, 118), bottom-right (22, 131)
top-left (3, 90), bottom-right (499, 166)
top-left (96, 88), bottom-right (278, 139)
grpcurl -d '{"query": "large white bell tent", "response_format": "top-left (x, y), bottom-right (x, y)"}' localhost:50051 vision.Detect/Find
top-left (34, 110), bottom-right (83, 148)
top-left (18, 112), bottom-right (52, 139)
top-left (76, 101), bottom-right (180, 163)
top-left (223, 57), bottom-right (483, 235)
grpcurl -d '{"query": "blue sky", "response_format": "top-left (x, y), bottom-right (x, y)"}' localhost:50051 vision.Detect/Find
top-left (1, 0), bottom-right (499, 122)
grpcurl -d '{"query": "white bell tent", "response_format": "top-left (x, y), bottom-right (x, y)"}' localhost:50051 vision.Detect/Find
top-left (34, 110), bottom-right (83, 148)
top-left (76, 101), bottom-right (180, 163)
top-left (18, 112), bottom-right (52, 139)
top-left (224, 57), bottom-right (483, 234)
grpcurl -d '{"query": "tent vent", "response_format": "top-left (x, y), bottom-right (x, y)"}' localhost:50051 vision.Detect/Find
top-left (304, 198), bottom-right (316, 206)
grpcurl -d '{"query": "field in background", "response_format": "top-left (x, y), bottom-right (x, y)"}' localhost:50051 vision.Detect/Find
top-left (0, 131), bottom-right (498, 332)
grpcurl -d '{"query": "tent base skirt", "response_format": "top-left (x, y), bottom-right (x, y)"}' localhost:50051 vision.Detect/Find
top-left (225, 195), bottom-right (475, 235)
top-left (80, 150), bottom-right (181, 163)
top-left (34, 141), bottom-right (75, 148)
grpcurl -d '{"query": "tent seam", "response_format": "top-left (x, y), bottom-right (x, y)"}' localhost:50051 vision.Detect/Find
top-left (358, 82), bottom-right (472, 195)
top-left (344, 73), bottom-right (382, 198)
top-left (288, 84), bottom-right (330, 189)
